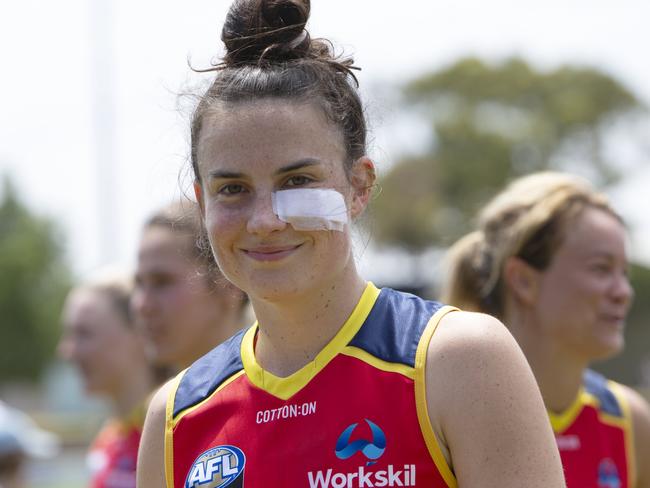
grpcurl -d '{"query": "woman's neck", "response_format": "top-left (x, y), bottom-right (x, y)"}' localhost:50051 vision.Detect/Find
top-left (506, 310), bottom-right (588, 414)
top-left (110, 364), bottom-right (155, 419)
top-left (175, 310), bottom-right (245, 371)
top-left (251, 269), bottom-right (367, 378)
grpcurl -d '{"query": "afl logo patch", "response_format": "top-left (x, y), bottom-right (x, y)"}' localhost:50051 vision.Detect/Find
top-left (185, 445), bottom-right (245, 488)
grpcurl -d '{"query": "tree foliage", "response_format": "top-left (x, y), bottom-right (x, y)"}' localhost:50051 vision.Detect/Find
top-left (374, 57), bottom-right (644, 250)
top-left (0, 176), bottom-right (72, 383)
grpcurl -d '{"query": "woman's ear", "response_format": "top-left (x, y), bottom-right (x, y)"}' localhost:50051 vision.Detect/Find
top-left (193, 180), bottom-right (206, 218)
top-left (503, 256), bottom-right (540, 306)
top-left (349, 156), bottom-right (376, 218)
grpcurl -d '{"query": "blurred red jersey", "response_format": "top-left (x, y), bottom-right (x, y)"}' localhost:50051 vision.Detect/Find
top-left (551, 370), bottom-right (634, 488)
top-left (87, 407), bottom-right (144, 488)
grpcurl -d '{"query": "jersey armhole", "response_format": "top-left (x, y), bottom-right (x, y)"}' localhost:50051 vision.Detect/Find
top-left (414, 305), bottom-right (459, 488)
top-left (164, 371), bottom-right (185, 488)
top-left (609, 380), bottom-right (637, 488)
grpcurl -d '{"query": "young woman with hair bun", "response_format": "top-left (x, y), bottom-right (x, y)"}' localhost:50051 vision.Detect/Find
top-left (442, 172), bottom-right (650, 488)
top-left (137, 2), bottom-right (566, 487)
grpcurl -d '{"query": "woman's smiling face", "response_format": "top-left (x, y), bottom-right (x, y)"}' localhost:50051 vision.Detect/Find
top-left (532, 207), bottom-right (633, 360)
top-left (194, 99), bottom-right (369, 302)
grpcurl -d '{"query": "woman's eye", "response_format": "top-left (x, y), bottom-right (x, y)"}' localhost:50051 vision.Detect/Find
top-left (285, 175), bottom-right (312, 187)
top-left (219, 184), bottom-right (245, 195)
top-left (590, 262), bottom-right (611, 274)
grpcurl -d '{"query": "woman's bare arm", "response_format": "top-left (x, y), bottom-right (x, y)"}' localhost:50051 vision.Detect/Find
top-left (426, 311), bottom-right (566, 487)
top-left (137, 380), bottom-right (174, 488)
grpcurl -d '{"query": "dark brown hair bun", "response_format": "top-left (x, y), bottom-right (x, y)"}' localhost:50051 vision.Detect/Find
top-left (190, 0), bottom-right (365, 186)
top-left (222, 0), bottom-right (312, 65)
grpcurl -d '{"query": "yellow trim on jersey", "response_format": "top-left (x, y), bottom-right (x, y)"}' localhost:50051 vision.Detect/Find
top-left (171, 370), bottom-right (247, 428)
top-left (548, 388), bottom-right (597, 433)
top-left (341, 346), bottom-right (416, 380)
top-left (609, 381), bottom-right (636, 488)
top-left (414, 305), bottom-right (459, 488)
top-left (241, 282), bottom-right (381, 401)
top-left (165, 372), bottom-right (184, 488)
top-left (550, 386), bottom-right (631, 431)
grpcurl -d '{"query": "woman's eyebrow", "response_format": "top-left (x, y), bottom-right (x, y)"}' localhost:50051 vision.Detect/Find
top-left (209, 158), bottom-right (321, 179)
top-left (274, 158), bottom-right (321, 175)
top-left (208, 169), bottom-right (244, 179)
top-left (208, 159), bottom-right (321, 180)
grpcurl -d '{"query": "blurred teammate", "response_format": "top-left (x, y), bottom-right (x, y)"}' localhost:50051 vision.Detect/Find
top-left (131, 200), bottom-right (249, 372)
top-left (137, 1), bottom-right (566, 486)
top-left (442, 171), bottom-right (650, 487)
top-left (59, 272), bottom-right (154, 488)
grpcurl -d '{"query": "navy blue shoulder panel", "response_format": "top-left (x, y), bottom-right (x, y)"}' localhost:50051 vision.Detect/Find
top-left (584, 369), bottom-right (622, 418)
top-left (348, 287), bottom-right (445, 368)
top-left (173, 328), bottom-right (246, 418)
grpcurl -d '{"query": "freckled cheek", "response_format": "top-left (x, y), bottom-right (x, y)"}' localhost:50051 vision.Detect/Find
top-left (316, 231), bottom-right (351, 260)
top-left (204, 207), bottom-right (247, 245)
top-left (202, 209), bottom-right (244, 276)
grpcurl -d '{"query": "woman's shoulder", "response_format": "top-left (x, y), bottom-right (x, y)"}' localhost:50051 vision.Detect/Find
top-left (423, 310), bottom-right (566, 486)
top-left (145, 378), bottom-right (176, 420)
top-left (425, 309), bottom-right (534, 415)
top-left (618, 382), bottom-right (650, 433)
top-left (429, 310), bottom-right (517, 358)
top-left (424, 309), bottom-right (543, 433)
top-left (137, 379), bottom-right (176, 488)
top-left (613, 382), bottom-right (650, 487)
top-left (172, 327), bottom-right (248, 416)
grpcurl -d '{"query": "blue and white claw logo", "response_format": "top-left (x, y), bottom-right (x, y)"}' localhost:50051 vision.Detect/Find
top-left (598, 458), bottom-right (621, 488)
top-left (185, 445), bottom-right (245, 488)
top-left (335, 419), bottom-right (386, 464)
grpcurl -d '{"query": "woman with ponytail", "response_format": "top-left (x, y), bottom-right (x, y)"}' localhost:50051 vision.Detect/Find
top-left (137, 2), bottom-right (565, 487)
top-left (442, 172), bottom-right (650, 488)
top-left (59, 272), bottom-right (156, 488)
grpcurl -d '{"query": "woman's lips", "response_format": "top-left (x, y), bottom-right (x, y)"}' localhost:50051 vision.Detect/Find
top-left (243, 244), bottom-right (301, 262)
top-left (599, 313), bottom-right (626, 328)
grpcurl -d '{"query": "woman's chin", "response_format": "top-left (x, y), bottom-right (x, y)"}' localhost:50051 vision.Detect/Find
top-left (589, 336), bottom-right (625, 362)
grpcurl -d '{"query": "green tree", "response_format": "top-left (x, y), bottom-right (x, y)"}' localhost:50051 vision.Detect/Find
top-left (0, 176), bottom-right (72, 382)
top-left (374, 57), bottom-right (644, 250)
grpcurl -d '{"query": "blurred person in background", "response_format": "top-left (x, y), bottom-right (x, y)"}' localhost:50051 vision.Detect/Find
top-left (0, 401), bottom-right (59, 488)
top-left (131, 200), bottom-right (249, 372)
top-left (442, 171), bottom-right (650, 487)
top-left (58, 271), bottom-right (155, 488)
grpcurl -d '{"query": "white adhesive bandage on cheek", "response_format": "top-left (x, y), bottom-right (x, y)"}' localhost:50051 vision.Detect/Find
top-left (271, 188), bottom-right (349, 232)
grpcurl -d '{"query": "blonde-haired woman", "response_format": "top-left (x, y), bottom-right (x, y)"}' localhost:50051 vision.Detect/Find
top-left (59, 271), bottom-right (156, 487)
top-left (442, 171), bottom-right (650, 487)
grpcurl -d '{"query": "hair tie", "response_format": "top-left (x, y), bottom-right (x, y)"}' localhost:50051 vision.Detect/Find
top-left (288, 29), bottom-right (307, 48)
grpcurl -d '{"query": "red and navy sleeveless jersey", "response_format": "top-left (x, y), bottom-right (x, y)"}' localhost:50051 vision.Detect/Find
top-left (87, 412), bottom-right (143, 488)
top-left (165, 283), bottom-right (458, 488)
top-left (551, 370), bottom-right (635, 488)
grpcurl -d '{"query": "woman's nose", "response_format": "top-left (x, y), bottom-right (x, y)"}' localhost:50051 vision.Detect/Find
top-left (611, 271), bottom-right (634, 306)
top-left (246, 192), bottom-right (287, 236)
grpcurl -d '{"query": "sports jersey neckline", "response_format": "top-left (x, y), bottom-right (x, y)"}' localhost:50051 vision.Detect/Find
top-left (548, 386), bottom-right (591, 433)
top-left (240, 281), bottom-right (380, 400)
top-left (548, 377), bottom-right (629, 433)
